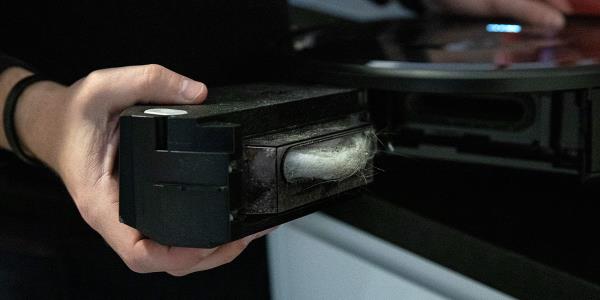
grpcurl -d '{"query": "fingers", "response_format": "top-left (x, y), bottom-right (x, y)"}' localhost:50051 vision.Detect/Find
top-left (488, 0), bottom-right (567, 28)
top-left (123, 230), bottom-right (273, 275)
top-left (167, 228), bottom-right (278, 276)
top-left (122, 229), bottom-right (275, 275)
top-left (434, 0), bottom-right (569, 28)
top-left (543, 0), bottom-right (573, 14)
top-left (133, 64), bottom-right (207, 104)
top-left (127, 239), bottom-right (220, 273)
top-left (82, 64), bottom-right (207, 114)
top-left (167, 238), bottom-right (252, 276)
top-left (98, 197), bottom-right (277, 275)
top-left (91, 196), bottom-right (216, 274)
top-left (94, 201), bottom-right (218, 273)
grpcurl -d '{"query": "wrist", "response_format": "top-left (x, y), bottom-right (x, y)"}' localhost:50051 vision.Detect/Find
top-left (0, 67), bottom-right (32, 148)
top-left (15, 77), bottom-right (68, 171)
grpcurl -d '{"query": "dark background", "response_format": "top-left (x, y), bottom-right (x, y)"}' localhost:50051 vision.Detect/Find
top-left (0, 0), bottom-right (290, 298)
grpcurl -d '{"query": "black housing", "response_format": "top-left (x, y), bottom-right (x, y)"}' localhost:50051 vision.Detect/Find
top-left (119, 83), bottom-right (370, 247)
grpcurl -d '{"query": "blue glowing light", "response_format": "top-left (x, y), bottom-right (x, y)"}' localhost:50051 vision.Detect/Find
top-left (486, 24), bottom-right (522, 33)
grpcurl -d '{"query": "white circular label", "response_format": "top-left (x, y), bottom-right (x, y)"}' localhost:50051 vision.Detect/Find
top-left (144, 108), bottom-right (188, 116)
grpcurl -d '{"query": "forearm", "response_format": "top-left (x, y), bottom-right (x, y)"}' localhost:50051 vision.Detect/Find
top-left (0, 66), bottom-right (68, 170)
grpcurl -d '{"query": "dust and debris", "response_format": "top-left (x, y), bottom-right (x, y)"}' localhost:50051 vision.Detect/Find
top-left (283, 129), bottom-right (376, 183)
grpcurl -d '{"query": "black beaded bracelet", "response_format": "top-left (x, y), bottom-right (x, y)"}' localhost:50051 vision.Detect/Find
top-left (3, 74), bottom-right (48, 166)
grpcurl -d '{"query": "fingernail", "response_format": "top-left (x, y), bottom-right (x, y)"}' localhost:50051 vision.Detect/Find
top-left (255, 227), bottom-right (279, 239)
top-left (242, 235), bottom-right (256, 246)
top-left (181, 79), bottom-right (206, 102)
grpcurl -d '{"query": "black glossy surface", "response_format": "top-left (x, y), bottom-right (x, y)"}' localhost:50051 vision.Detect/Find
top-left (299, 18), bottom-right (600, 68)
top-left (294, 18), bottom-right (600, 93)
top-left (327, 154), bottom-right (600, 299)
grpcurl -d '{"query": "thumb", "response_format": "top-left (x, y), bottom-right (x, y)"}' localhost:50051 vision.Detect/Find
top-left (87, 64), bottom-right (208, 113)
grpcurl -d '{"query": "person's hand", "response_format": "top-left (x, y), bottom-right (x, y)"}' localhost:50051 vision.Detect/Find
top-left (427, 0), bottom-right (573, 28)
top-left (14, 64), bottom-right (273, 276)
